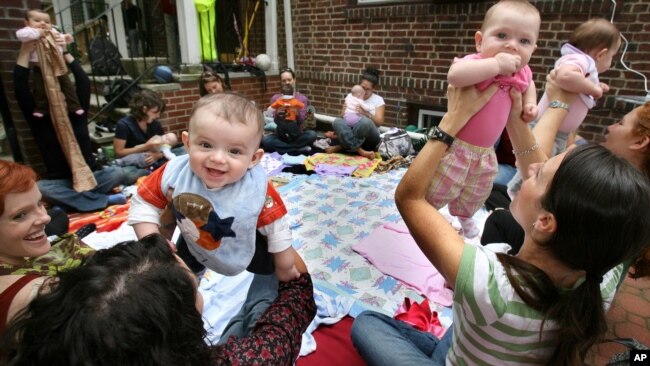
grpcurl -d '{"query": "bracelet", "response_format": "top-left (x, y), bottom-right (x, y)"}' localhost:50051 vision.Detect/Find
top-left (62, 51), bottom-right (70, 55)
top-left (512, 143), bottom-right (539, 157)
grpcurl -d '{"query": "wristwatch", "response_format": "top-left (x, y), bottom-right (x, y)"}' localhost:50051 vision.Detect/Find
top-left (549, 100), bottom-right (570, 111)
top-left (427, 126), bottom-right (455, 146)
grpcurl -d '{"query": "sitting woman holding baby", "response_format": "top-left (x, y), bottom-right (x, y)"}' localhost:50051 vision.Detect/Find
top-left (326, 67), bottom-right (385, 159)
top-left (113, 89), bottom-right (178, 181)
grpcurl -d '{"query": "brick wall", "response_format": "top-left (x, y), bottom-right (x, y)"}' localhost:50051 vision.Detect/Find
top-left (4, 0), bottom-right (650, 170)
top-left (0, 0), bottom-right (43, 170)
top-left (156, 76), bottom-right (281, 138)
top-left (289, 0), bottom-right (650, 143)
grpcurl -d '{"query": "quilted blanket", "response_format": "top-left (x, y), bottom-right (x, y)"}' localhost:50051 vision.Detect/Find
top-left (277, 169), bottom-right (426, 317)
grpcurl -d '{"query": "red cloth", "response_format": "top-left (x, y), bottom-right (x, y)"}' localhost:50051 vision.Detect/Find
top-left (0, 274), bottom-right (40, 335)
top-left (394, 298), bottom-right (446, 339)
top-left (296, 316), bottom-right (367, 366)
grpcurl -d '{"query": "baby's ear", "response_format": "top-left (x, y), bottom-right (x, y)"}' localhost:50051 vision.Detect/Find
top-left (181, 131), bottom-right (190, 149)
top-left (248, 148), bottom-right (264, 168)
top-left (474, 31), bottom-right (483, 52)
top-left (594, 47), bottom-right (609, 61)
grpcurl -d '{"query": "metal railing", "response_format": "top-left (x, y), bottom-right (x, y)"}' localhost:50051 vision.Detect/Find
top-left (53, 0), bottom-right (177, 121)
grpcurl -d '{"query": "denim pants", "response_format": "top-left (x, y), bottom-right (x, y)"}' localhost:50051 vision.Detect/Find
top-left (332, 117), bottom-right (380, 151)
top-left (351, 311), bottom-right (453, 366)
top-left (262, 130), bottom-right (317, 154)
top-left (37, 166), bottom-right (125, 212)
top-left (494, 163), bottom-right (517, 187)
top-left (218, 273), bottom-right (279, 344)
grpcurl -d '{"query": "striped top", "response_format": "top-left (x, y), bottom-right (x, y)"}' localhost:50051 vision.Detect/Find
top-left (446, 244), bottom-right (622, 365)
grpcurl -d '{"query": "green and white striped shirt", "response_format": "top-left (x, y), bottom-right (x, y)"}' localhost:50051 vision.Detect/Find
top-left (446, 244), bottom-right (622, 366)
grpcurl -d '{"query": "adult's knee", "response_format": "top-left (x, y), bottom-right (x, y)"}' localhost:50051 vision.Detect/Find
top-left (302, 129), bottom-right (317, 142)
top-left (351, 311), bottom-right (382, 343)
top-left (332, 118), bottom-right (346, 129)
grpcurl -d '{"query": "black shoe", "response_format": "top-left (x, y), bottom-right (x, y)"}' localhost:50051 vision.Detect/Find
top-left (96, 118), bottom-right (117, 133)
top-left (75, 223), bottom-right (96, 239)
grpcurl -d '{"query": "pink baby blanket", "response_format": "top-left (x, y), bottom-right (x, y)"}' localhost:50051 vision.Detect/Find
top-left (352, 223), bottom-right (454, 306)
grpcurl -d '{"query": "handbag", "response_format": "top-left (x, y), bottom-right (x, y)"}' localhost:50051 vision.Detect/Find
top-left (377, 128), bottom-right (414, 159)
top-left (602, 338), bottom-right (649, 365)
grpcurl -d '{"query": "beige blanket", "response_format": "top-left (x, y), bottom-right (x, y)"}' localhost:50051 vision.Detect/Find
top-left (36, 30), bottom-right (96, 192)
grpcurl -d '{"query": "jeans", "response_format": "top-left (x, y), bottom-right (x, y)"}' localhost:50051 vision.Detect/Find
top-left (351, 311), bottom-right (453, 366)
top-left (218, 273), bottom-right (279, 344)
top-left (262, 130), bottom-right (317, 154)
top-left (332, 117), bottom-right (380, 151)
top-left (128, 28), bottom-right (140, 57)
top-left (120, 165), bottom-right (150, 186)
top-left (37, 166), bottom-right (125, 212)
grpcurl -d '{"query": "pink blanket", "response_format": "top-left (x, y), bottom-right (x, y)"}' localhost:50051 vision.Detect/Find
top-left (352, 223), bottom-right (453, 307)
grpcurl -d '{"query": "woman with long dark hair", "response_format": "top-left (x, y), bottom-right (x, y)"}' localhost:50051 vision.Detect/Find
top-left (351, 84), bottom-right (650, 365)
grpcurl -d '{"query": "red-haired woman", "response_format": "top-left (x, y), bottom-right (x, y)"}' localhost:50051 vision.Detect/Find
top-left (0, 160), bottom-right (92, 335)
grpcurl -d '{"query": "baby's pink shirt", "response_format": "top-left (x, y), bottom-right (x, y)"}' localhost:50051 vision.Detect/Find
top-left (454, 53), bottom-right (533, 147)
top-left (16, 26), bottom-right (68, 63)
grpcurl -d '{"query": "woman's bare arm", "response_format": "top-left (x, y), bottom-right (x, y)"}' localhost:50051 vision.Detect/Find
top-left (395, 84), bottom-right (497, 286)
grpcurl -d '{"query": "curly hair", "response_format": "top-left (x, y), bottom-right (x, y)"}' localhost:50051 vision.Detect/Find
top-left (633, 102), bottom-right (650, 178)
top-left (629, 102), bottom-right (650, 279)
top-left (497, 144), bottom-right (650, 365)
top-left (0, 160), bottom-right (37, 217)
top-left (128, 89), bottom-right (166, 122)
top-left (1, 234), bottom-right (211, 366)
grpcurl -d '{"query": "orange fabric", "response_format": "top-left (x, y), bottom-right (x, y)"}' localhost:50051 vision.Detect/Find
top-left (136, 162), bottom-right (168, 209)
top-left (257, 183), bottom-right (287, 228)
top-left (270, 98), bottom-right (304, 121)
top-left (68, 202), bottom-right (130, 233)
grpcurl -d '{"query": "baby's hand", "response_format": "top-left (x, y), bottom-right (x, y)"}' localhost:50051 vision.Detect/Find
top-left (494, 53), bottom-right (521, 75)
top-left (276, 265), bottom-right (301, 282)
top-left (599, 82), bottom-right (610, 93)
top-left (521, 103), bottom-right (537, 123)
top-left (590, 84), bottom-right (604, 99)
top-left (64, 33), bottom-right (73, 44)
top-left (593, 82), bottom-right (610, 99)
